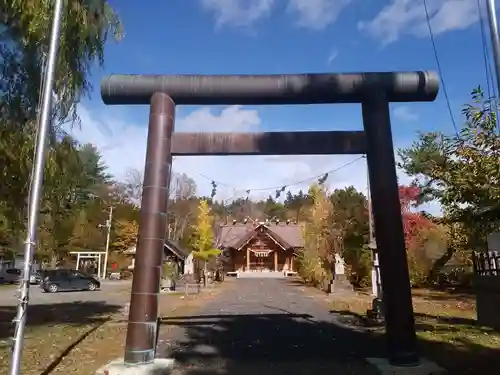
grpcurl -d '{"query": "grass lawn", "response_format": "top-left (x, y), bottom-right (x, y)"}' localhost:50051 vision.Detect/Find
top-left (329, 288), bottom-right (500, 374)
top-left (0, 284), bottom-right (228, 375)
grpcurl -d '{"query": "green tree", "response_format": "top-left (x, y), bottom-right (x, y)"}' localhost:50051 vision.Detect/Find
top-left (67, 209), bottom-right (105, 253)
top-left (399, 88), bottom-right (500, 232)
top-left (284, 190), bottom-right (311, 222)
top-left (261, 196), bottom-right (286, 220)
top-left (398, 87), bottom-right (499, 278)
top-left (329, 186), bottom-right (371, 287)
top-left (329, 186), bottom-right (369, 250)
top-left (1, 0), bottom-right (123, 124)
top-left (0, 0), bottom-right (122, 262)
top-left (40, 140), bottom-right (109, 260)
top-left (77, 143), bottom-right (111, 196)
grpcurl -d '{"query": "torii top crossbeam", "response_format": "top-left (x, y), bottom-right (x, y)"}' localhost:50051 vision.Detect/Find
top-left (100, 71), bottom-right (439, 106)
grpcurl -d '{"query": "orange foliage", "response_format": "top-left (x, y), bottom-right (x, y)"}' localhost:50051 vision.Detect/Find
top-left (112, 219), bottom-right (139, 252)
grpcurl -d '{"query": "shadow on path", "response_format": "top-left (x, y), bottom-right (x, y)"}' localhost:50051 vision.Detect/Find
top-left (160, 312), bottom-right (385, 374)
top-left (0, 302), bottom-right (121, 339)
top-left (153, 277), bottom-right (500, 375)
top-left (331, 308), bottom-right (500, 375)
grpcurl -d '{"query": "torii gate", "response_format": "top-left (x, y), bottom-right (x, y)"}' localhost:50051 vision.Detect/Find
top-left (100, 71), bottom-right (439, 368)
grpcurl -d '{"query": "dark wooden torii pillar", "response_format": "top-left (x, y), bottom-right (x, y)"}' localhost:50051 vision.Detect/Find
top-left (100, 71), bottom-right (439, 367)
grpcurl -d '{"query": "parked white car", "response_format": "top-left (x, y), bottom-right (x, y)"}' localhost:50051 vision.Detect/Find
top-left (0, 268), bottom-right (22, 284)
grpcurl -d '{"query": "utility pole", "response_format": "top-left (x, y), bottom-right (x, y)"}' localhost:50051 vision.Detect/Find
top-left (9, 1), bottom-right (63, 374)
top-left (486, 0), bottom-right (500, 98)
top-left (100, 206), bottom-right (113, 279)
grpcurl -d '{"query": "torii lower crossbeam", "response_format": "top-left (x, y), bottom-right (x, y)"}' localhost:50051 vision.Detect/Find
top-left (171, 131), bottom-right (365, 156)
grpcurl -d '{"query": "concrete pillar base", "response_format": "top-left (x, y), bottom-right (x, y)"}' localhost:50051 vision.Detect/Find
top-left (366, 357), bottom-right (445, 375)
top-left (95, 358), bottom-right (175, 375)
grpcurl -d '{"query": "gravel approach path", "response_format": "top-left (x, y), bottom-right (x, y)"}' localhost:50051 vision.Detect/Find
top-left (157, 278), bottom-right (385, 375)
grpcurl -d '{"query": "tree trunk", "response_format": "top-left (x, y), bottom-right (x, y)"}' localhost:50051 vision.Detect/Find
top-left (203, 261), bottom-right (207, 287)
top-left (172, 218), bottom-right (178, 240)
top-left (426, 246), bottom-right (456, 283)
top-left (177, 215), bottom-right (190, 240)
top-left (50, 251), bottom-right (58, 269)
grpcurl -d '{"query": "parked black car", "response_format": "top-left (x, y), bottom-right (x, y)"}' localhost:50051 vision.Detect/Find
top-left (40, 269), bottom-right (100, 293)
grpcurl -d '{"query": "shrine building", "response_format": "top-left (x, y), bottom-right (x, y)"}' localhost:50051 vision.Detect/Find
top-left (216, 219), bottom-right (303, 276)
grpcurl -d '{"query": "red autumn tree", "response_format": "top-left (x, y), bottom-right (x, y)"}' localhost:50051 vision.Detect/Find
top-left (399, 185), bottom-right (441, 285)
top-left (398, 185), bottom-right (435, 248)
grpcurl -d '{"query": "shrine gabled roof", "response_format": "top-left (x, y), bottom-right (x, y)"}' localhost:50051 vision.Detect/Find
top-left (124, 240), bottom-right (191, 260)
top-left (164, 240), bottom-right (191, 260)
top-left (216, 222), bottom-right (304, 249)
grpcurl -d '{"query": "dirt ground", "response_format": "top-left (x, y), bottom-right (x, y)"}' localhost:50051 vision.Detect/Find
top-left (0, 283), bottom-right (230, 375)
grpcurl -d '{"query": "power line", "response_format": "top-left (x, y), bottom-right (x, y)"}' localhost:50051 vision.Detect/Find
top-left (250, 156), bottom-right (365, 192)
top-left (194, 155), bottom-right (366, 196)
top-left (478, 0), bottom-right (494, 102)
top-left (477, 0), bottom-right (500, 132)
top-left (421, 0), bottom-right (460, 138)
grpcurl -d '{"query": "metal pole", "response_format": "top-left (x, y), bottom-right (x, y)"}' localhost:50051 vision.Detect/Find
top-left (367, 163), bottom-right (383, 320)
top-left (367, 166), bottom-right (374, 243)
top-left (102, 206), bottom-right (113, 279)
top-left (9, 1), bottom-right (63, 374)
top-left (362, 94), bottom-right (418, 366)
top-left (124, 93), bottom-right (175, 365)
top-left (367, 166), bottom-right (377, 297)
top-left (486, 0), bottom-right (500, 97)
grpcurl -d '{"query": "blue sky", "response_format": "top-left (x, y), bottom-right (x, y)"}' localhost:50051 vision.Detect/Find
top-left (70, 0), bottom-right (495, 212)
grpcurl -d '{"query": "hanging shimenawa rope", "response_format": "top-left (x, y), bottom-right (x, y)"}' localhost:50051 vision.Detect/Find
top-left (317, 172), bottom-right (329, 185)
top-left (197, 156), bottom-right (365, 200)
top-left (210, 181), bottom-right (217, 198)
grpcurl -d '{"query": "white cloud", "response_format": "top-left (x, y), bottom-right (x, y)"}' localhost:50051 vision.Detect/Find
top-left (287, 0), bottom-right (351, 30)
top-left (358, 0), bottom-right (481, 45)
top-left (327, 49), bottom-right (338, 64)
top-left (200, 0), bottom-right (350, 30)
top-left (392, 105), bottom-right (418, 122)
top-left (200, 0), bottom-right (484, 39)
top-left (68, 105), bottom-right (441, 215)
top-left (177, 105), bottom-right (261, 132)
top-left (200, 0), bottom-right (275, 28)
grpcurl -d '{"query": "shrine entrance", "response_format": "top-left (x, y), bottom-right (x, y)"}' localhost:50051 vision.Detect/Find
top-left (245, 232), bottom-right (280, 272)
top-left (70, 251), bottom-right (105, 279)
top-left (249, 249), bottom-right (274, 272)
top-left (101, 70), bottom-right (439, 367)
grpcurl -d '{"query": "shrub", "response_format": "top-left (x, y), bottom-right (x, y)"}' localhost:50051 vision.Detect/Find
top-left (344, 246), bottom-right (372, 288)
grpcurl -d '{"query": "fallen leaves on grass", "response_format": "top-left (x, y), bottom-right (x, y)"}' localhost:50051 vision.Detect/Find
top-left (0, 322), bottom-right (110, 375)
top-left (329, 288), bottom-right (500, 374)
top-left (0, 282), bottom-right (233, 375)
top-left (54, 286), bottom-right (230, 375)
top-left (47, 323), bottom-right (127, 375)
